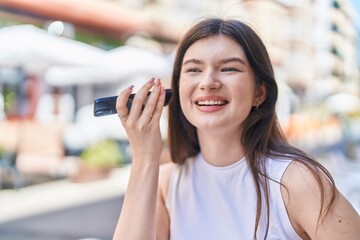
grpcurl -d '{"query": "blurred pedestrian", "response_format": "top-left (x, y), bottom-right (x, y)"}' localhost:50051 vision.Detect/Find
top-left (35, 86), bottom-right (75, 123)
top-left (113, 17), bottom-right (360, 239)
top-left (17, 74), bottom-right (40, 120)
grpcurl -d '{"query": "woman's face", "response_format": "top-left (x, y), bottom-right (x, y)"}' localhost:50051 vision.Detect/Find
top-left (179, 35), bottom-right (263, 135)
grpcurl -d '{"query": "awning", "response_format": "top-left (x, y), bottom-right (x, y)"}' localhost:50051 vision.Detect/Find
top-left (0, 0), bottom-right (184, 41)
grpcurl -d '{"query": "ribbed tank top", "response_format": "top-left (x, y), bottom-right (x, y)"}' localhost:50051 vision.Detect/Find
top-left (166, 153), bottom-right (302, 240)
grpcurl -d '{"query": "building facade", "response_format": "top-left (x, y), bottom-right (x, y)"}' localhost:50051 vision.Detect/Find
top-left (0, 0), bottom-right (359, 102)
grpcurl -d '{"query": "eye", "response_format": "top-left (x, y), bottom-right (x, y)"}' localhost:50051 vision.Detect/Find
top-left (221, 67), bottom-right (239, 72)
top-left (185, 68), bottom-right (202, 73)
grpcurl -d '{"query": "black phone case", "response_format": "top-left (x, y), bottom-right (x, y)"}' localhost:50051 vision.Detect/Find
top-left (94, 89), bottom-right (172, 117)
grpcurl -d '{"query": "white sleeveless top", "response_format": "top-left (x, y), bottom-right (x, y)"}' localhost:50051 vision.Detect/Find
top-left (166, 153), bottom-right (302, 240)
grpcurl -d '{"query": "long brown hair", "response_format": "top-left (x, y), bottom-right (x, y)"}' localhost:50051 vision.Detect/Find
top-left (167, 17), bottom-right (336, 239)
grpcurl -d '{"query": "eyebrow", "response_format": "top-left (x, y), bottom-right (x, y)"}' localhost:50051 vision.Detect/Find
top-left (219, 57), bottom-right (246, 65)
top-left (182, 57), bottom-right (246, 66)
top-left (182, 58), bottom-right (203, 66)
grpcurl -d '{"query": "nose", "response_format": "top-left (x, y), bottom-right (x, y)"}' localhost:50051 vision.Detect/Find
top-left (199, 70), bottom-right (221, 91)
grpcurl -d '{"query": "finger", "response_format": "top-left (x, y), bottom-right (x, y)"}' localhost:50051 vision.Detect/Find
top-left (149, 85), bottom-right (166, 123)
top-left (144, 79), bottom-right (165, 122)
top-left (127, 78), bottom-right (155, 120)
top-left (116, 85), bottom-right (134, 121)
top-left (141, 79), bottom-right (163, 122)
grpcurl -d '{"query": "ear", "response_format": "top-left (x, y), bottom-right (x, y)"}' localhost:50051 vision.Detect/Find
top-left (253, 83), bottom-right (267, 108)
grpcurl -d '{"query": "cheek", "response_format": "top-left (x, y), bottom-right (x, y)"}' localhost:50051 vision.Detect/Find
top-left (179, 79), bottom-right (192, 104)
top-left (179, 91), bottom-right (191, 118)
top-left (235, 81), bottom-right (256, 100)
top-left (178, 80), bottom-right (195, 121)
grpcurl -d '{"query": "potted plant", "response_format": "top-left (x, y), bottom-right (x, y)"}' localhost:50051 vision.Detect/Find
top-left (71, 138), bottom-right (125, 182)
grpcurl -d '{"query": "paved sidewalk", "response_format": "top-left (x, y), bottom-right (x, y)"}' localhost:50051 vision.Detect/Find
top-left (0, 165), bottom-right (131, 240)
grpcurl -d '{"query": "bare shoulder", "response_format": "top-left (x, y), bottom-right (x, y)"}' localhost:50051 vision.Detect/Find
top-left (280, 160), bottom-right (332, 211)
top-left (281, 160), bottom-right (325, 195)
top-left (281, 160), bottom-right (360, 239)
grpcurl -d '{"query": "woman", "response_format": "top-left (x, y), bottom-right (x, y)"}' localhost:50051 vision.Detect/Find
top-left (113, 18), bottom-right (360, 239)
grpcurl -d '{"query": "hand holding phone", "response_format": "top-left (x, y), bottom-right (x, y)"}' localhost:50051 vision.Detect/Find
top-left (94, 89), bottom-right (172, 117)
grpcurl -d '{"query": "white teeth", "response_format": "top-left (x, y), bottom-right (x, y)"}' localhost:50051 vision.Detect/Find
top-left (197, 100), bottom-right (226, 106)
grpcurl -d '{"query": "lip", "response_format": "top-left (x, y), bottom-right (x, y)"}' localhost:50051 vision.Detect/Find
top-left (194, 95), bottom-right (228, 102)
top-left (194, 95), bottom-right (229, 113)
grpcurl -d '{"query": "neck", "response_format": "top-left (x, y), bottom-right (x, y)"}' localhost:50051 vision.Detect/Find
top-left (197, 128), bottom-right (245, 167)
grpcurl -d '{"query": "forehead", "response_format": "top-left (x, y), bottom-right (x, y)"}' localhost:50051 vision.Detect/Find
top-left (183, 35), bottom-right (247, 62)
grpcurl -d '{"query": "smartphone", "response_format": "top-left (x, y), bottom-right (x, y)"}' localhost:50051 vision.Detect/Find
top-left (94, 89), bottom-right (172, 117)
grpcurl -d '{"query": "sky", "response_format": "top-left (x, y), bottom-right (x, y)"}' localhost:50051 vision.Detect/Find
top-left (349, 0), bottom-right (360, 65)
top-left (350, 0), bottom-right (360, 26)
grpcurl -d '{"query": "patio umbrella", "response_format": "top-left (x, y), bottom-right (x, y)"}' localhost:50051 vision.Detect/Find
top-left (43, 45), bottom-right (172, 87)
top-left (0, 24), bottom-right (107, 74)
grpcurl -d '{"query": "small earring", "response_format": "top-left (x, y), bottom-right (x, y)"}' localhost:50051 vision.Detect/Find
top-left (256, 103), bottom-right (259, 110)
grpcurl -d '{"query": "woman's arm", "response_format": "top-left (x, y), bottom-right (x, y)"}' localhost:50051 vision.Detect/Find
top-left (156, 161), bottom-right (174, 240)
top-left (282, 161), bottom-right (360, 240)
top-left (113, 78), bottom-right (166, 240)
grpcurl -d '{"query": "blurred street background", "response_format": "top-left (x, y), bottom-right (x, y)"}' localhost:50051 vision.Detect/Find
top-left (0, 0), bottom-right (359, 239)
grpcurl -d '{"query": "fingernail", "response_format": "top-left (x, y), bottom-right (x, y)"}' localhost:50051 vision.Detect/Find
top-left (154, 78), bottom-right (160, 87)
top-left (148, 78), bottom-right (155, 84)
top-left (127, 85), bottom-right (134, 90)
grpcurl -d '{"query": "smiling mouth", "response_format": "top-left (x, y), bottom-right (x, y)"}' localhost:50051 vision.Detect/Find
top-left (196, 100), bottom-right (228, 106)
